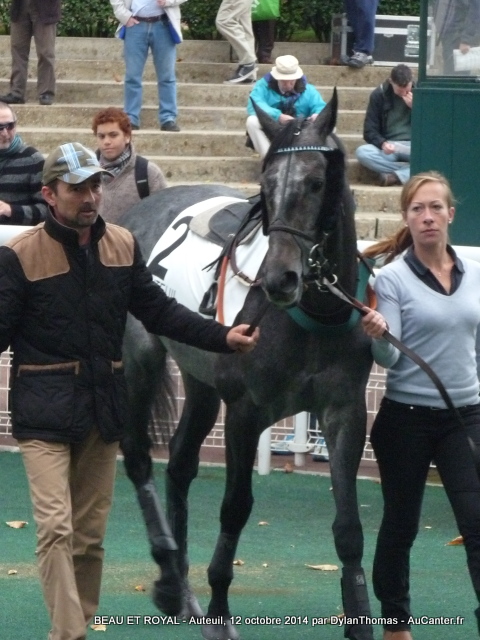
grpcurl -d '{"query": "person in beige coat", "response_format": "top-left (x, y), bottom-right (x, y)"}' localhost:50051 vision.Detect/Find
top-left (92, 107), bottom-right (167, 223)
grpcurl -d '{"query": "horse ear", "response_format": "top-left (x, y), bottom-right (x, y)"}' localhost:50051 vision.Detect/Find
top-left (250, 99), bottom-right (283, 141)
top-left (313, 87), bottom-right (338, 138)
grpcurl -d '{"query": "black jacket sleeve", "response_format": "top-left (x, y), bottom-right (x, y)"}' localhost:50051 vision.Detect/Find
top-left (128, 240), bottom-right (233, 353)
top-left (363, 85), bottom-right (387, 149)
top-left (0, 248), bottom-right (28, 353)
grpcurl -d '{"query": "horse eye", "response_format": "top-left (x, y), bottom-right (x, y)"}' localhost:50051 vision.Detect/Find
top-left (310, 179), bottom-right (324, 193)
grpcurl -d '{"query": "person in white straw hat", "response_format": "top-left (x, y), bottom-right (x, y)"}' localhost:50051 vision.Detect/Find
top-left (245, 55), bottom-right (326, 158)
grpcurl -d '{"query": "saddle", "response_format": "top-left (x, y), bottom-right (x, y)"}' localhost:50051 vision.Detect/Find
top-left (189, 194), bottom-right (262, 246)
top-left (191, 194), bottom-right (263, 318)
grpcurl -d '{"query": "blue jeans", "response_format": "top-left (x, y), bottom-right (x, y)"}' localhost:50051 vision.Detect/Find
top-left (356, 142), bottom-right (410, 183)
top-left (371, 398), bottom-right (480, 631)
top-left (123, 20), bottom-right (177, 127)
top-left (343, 0), bottom-right (380, 55)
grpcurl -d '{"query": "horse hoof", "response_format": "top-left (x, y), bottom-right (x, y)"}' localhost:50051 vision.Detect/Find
top-left (152, 579), bottom-right (183, 616)
top-left (179, 583), bottom-right (204, 619)
top-left (202, 621), bottom-right (240, 640)
top-left (346, 625), bottom-right (374, 640)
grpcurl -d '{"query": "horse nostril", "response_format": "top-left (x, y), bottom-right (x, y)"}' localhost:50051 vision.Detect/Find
top-left (279, 271), bottom-right (299, 293)
top-left (264, 270), bottom-right (300, 301)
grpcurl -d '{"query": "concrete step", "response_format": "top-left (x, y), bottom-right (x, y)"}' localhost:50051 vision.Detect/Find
top-left (142, 179), bottom-right (401, 240)
top-left (139, 158), bottom-right (402, 215)
top-left (0, 34), bottom-right (401, 229)
top-left (10, 58), bottom-right (391, 87)
top-left (19, 126), bottom-right (372, 161)
top-left (153, 155), bottom-right (260, 183)
top-left (0, 80), bottom-right (373, 111)
top-left (0, 37), bottom-right (333, 65)
top-left (351, 184), bottom-right (402, 215)
top-left (354, 212), bottom-right (401, 240)
top-left (19, 127), bottom-right (252, 157)
top-left (18, 123), bottom-right (386, 188)
top-left (12, 103), bottom-right (367, 134)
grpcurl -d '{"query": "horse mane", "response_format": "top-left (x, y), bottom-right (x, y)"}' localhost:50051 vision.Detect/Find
top-left (318, 147), bottom-right (347, 233)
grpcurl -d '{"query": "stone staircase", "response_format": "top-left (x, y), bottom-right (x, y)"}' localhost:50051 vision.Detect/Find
top-left (0, 36), bottom-right (403, 239)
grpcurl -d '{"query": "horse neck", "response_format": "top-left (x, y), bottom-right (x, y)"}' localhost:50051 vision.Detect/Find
top-left (327, 193), bottom-right (358, 293)
top-left (300, 190), bottom-right (358, 321)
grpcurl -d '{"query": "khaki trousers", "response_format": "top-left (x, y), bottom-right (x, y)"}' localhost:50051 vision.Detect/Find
top-left (216, 0), bottom-right (256, 65)
top-left (10, 0), bottom-right (56, 99)
top-left (18, 428), bottom-right (119, 640)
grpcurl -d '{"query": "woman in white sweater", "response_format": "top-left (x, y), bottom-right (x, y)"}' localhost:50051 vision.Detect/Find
top-left (92, 106), bottom-right (167, 223)
top-left (361, 171), bottom-right (480, 640)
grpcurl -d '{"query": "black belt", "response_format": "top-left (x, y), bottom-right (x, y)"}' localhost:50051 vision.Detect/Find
top-left (135, 14), bottom-right (168, 23)
top-left (382, 397), bottom-right (471, 413)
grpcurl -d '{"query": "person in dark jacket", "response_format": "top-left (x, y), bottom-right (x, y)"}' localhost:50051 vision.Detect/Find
top-left (356, 64), bottom-right (414, 187)
top-left (3, 141), bottom-right (258, 640)
top-left (0, 0), bottom-right (61, 105)
top-left (0, 102), bottom-right (47, 224)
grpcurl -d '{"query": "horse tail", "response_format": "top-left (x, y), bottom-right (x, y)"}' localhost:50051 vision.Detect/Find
top-left (148, 342), bottom-right (176, 446)
top-left (123, 316), bottom-right (176, 450)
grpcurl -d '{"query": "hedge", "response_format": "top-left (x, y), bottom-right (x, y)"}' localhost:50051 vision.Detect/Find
top-left (0, 0), bottom-right (421, 41)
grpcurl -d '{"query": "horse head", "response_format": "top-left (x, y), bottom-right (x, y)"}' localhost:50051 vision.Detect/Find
top-left (254, 90), bottom-right (356, 311)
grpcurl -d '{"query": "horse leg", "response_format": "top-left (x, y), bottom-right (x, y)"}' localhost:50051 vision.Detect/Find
top-left (325, 401), bottom-right (374, 640)
top-left (202, 400), bottom-right (263, 640)
top-left (166, 371), bottom-right (222, 619)
top-left (121, 317), bottom-right (183, 615)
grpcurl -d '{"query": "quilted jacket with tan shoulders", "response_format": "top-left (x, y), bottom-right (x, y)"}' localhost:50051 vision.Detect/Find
top-left (0, 209), bottom-right (231, 443)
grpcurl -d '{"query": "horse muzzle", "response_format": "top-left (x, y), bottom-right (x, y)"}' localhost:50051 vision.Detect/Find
top-left (262, 270), bottom-right (302, 307)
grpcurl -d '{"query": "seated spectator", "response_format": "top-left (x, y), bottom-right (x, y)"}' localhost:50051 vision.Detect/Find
top-left (92, 107), bottom-right (167, 223)
top-left (356, 64), bottom-right (414, 187)
top-left (0, 101), bottom-right (47, 224)
top-left (246, 55), bottom-right (326, 158)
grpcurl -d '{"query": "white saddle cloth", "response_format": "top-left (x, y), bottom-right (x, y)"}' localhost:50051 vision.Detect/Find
top-left (146, 196), bottom-right (269, 326)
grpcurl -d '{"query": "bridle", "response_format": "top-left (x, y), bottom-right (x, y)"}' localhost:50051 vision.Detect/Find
top-left (262, 138), bottom-right (343, 285)
top-left (246, 137), bottom-right (349, 333)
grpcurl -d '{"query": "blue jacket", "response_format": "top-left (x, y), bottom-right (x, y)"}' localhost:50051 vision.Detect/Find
top-left (247, 75), bottom-right (326, 121)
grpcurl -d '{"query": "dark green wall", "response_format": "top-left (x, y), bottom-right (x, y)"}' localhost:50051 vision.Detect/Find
top-left (411, 85), bottom-right (480, 246)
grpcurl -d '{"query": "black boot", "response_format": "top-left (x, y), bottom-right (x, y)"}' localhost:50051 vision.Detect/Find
top-left (340, 567), bottom-right (374, 640)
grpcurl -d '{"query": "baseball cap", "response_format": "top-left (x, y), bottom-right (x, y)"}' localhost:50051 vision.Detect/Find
top-left (43, 142), bottom-right (111, 185)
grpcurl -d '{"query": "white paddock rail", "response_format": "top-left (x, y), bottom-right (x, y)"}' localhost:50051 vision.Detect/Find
top-left (0, 229), bottom-right (479, 474)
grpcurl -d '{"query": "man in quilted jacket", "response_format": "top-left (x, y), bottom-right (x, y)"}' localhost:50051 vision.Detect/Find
top-left (1, 141), bottom-right (258, 640)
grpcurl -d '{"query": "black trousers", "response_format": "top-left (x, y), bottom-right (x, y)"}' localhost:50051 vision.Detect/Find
top-left (371, 397), bottom-right (480, 631)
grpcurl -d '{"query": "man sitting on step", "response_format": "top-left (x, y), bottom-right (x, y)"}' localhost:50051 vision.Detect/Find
top-left (356, 64), bottom-right (414, 187)
top-left (0, 101), bottom-right (47, 224)
top-left (245, 55), bottom-right (326, 159)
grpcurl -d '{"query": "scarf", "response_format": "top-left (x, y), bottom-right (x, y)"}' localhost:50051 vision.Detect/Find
top-left (0, 134), bottom-right (23, 157)
top-left (99, 144), bottom-right (132, 178)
